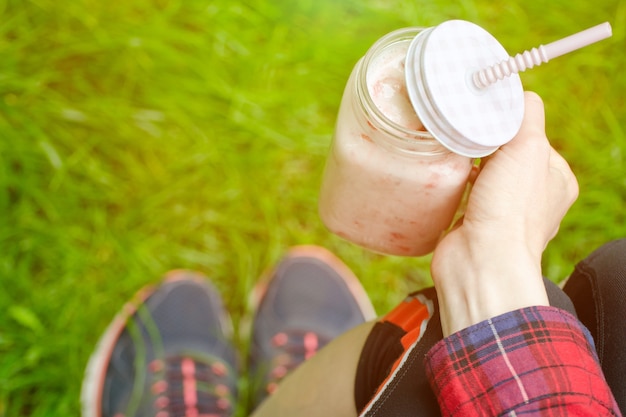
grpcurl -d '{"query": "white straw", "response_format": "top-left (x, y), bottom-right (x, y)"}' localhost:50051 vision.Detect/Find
top-left (473, 22), bottom-right (612, 89)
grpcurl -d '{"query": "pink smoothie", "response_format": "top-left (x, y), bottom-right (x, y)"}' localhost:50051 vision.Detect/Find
top-left (319, 39), bottom-right (473, 256)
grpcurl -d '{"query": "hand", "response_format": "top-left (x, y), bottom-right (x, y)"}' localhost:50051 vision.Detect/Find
top-left (431, 91), bottom-right (579, 336)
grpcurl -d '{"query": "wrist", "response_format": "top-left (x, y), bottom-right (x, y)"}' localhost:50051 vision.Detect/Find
top-left (432, 231), bottom-right (549, 336)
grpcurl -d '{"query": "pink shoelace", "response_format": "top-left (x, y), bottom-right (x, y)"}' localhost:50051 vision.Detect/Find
top-left (148, 355), bottom-right (235, 417)
top-left (265, 330), bottom-right (329, 395)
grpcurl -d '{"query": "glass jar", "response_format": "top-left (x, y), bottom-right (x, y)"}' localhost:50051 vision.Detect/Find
top-left (318, 28), bottom-right (474, 256)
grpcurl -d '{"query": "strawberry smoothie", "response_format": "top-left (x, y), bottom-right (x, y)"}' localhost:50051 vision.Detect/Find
top-left (319, 30), bottom-right (473, 256)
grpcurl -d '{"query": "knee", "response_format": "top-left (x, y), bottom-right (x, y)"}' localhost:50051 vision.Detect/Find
top-left (572, 239), bottom-right (626, 302)
top-left (583, 238), bottom-right (626, 272)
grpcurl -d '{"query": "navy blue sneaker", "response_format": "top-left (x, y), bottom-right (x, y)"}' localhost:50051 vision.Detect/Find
top-left (81, 271), bottom-right (238, 417)
top-left (249, 245), bottom-right (376, 407)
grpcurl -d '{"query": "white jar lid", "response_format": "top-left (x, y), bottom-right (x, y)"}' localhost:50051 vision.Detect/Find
top-left (405, 20), bottom-right (525, 158)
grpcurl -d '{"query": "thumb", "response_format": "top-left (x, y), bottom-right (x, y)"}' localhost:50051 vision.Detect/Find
top-left (499, 91), bottom-right (550, 159)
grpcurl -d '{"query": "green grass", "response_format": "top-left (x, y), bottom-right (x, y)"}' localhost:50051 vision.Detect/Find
top-left (1, 0), bottom-right (624, 415)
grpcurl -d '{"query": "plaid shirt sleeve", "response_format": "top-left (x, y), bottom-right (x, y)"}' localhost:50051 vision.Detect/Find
top-left (425, 306), bottom-right (622, 416)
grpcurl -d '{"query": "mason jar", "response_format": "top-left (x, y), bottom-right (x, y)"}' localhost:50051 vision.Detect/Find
top-left (318, 28), bottom-right (475, 257)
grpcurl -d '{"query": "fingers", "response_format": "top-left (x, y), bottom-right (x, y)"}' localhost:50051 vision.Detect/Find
top-left (540, 150), bottom-right (579, 248)
top-left (471, 90), bottom-right (579, 252)
top-left (517, 92), bottom-right (577, 205)
top-left (548, 146), bottom-right (579, 208)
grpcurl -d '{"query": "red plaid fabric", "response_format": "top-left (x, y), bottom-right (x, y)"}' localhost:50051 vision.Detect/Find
top-left (425, 306), bottom-right (621, 416)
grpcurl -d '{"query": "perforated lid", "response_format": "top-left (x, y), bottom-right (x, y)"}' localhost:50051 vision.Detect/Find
top-left (405, 20), bottom-right (525, 157)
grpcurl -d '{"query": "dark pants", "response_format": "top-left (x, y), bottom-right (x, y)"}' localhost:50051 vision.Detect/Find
top-left (355, 239), bottom-right (626, 415)
top-left (563, 238), bottom-right (626, 412)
